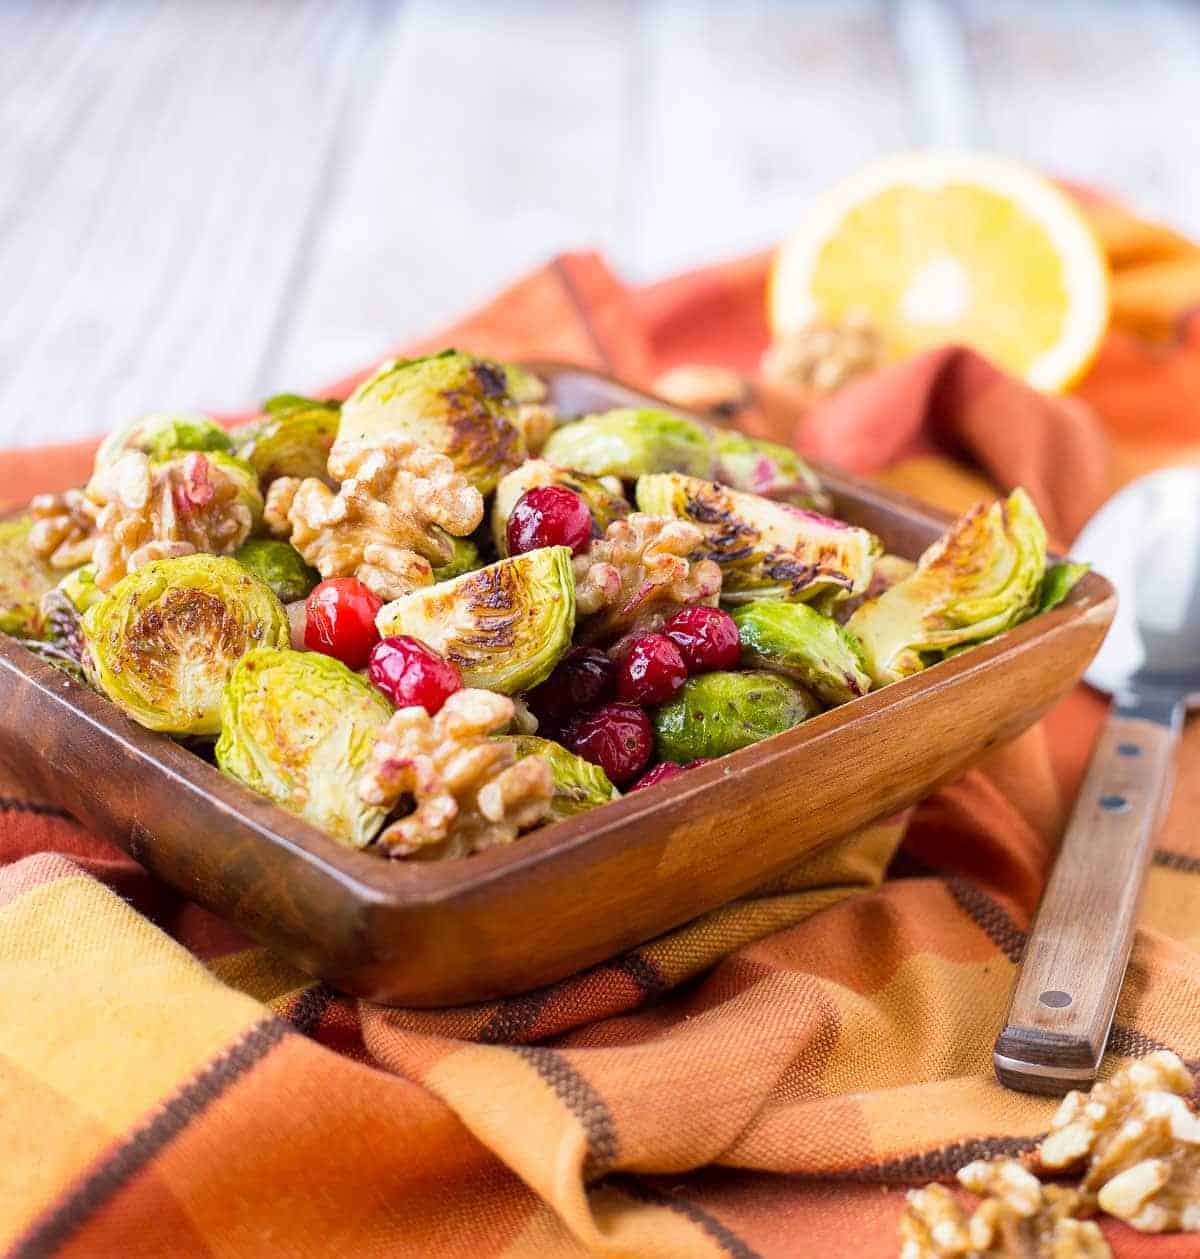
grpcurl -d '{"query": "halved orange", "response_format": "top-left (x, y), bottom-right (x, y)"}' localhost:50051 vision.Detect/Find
top-left (768, 153), bottom-right (1110, 392)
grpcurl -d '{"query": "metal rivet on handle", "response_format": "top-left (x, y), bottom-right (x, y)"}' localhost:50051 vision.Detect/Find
top-left (1099, 794), bottom-right (1130, 813)
top-left (1039, 990), bottom-right (1073, 1008)
top-left (1116, 743), bottom-right (1142, 758)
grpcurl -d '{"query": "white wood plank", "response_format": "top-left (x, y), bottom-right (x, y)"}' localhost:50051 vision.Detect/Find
top-left (0, 0), bottom-right (376, 446)
top-left (269, 0), bottom-right (637, 395)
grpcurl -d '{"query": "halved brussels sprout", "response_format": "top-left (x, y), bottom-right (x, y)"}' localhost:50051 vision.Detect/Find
top-left (731, 600), bottom-right (870, 705)
top-left (262, 393), bottom-right (340, 416)
top-left (846, 488), bottom-right (1048, 686)
top-left (338, 350), bottom-right (524, 493)
top-left (709, 431), bottom-right (829, 509)
top-left (636, 473), bottom-right (879, 606)
top-left (234, 402), bottom-right (339, 484)
top-left (511, 735), bottom-right (619, 819)
top-left (82, 555), bottom-right (289, 734)
top-left (375, 547), bottom-right (575, 694)
top-left (654, 670), bottom-right (819, 762)
top-left (432, 534), bottom-right (482, 582)
top-left (0, 517), bottom-right (57, 637)
top-left (94, 412), bottom-right (232, 471)
top-left (216, 647), bottom-right (392, 848)
top-left (491, 459), bottom-right (630, 555)
top-left (1037, 561), bottom-right (1089, 615)
top-left (541, 408), bottom-right (713, 480)
top-left (234, 539), bottom-right (319, 602)
top-left (501, 363), bottom-right (548, 404)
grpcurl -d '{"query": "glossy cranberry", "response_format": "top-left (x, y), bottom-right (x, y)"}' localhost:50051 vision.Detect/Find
top-left (561, 702), bottom-right (653, 786)
top-left (304, 577), bottom-right (382, 670)
top-left (524, 647), bottom-right (616, 733)
top-left (368, 635), bottom-right (462, 715)
top-left (631, 758), bottom-right (711, 791)
top-left (663, 605), bottom-right (741, 673)
top-left (616, 633), bottom-right (687, 705)
top-left (507, 485), bottom-right (593, 556)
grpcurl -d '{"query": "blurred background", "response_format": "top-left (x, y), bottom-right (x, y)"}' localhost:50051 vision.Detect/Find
top-left (5, 0), bottom-right (1200, 446)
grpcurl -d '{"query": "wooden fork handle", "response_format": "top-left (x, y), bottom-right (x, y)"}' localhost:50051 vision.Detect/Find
top-left (994, 693), bottom-right (1182, 1095)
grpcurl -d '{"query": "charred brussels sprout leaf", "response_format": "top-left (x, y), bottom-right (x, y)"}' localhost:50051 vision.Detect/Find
top-left (432, 534), bottom-right (482, 582)
top-left (732, 600), bottom-right (870, 705)
top-left (511, 735), bottom-right (619, 819)
top-left (375, 547), bottom-right (575, 694)
top-left (491, 459), bottom-right (629, 555)
top-left (709, 431), bottom-right (829, 509)
top-left (847, 488), bottom-right (1048, 686)
top-left (0, 518), bottom-right (57, 637)
top-left (234, 404), bottom-right (339, 484)
top-left (541, 409), bottom-right (713, 480)
top-left (216, 647), bottom-right (391, 849)
top-left (234, 539), bottom-right (319, 602)
top-left (82, 555), bottom-right (289, 734)
top-left (636, 472), bottom-right (878, 607)
top-left (1037, 561), bottom-right (1089, 614)
top-left (338, 350), bottom-right (524, 493)
top-left (95, 412), bottom-right (232, 470)
top-left (654, 670), bottom-right (819, 762)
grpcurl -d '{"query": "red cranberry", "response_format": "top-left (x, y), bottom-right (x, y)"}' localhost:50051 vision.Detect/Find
top-left (507, 485), bottom-right (593, 556)
top-left (304, 577), bottom-right (382, 670)
top-left (663, 605), bottom-right (741, 673)
top-left (631, 758), bottom-right (711, 791)
top-left (368, 635), bottom-right (462, 715)
top-left (616, 633), bottom-right (687, 705)
top-left (561, 703), bottom-right (652, 786)
top-left (524, 647), bottom-right (616, 733)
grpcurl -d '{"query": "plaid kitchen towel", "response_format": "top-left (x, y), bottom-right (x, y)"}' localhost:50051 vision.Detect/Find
top-left (2, 196), bottom-right (1200, 1258)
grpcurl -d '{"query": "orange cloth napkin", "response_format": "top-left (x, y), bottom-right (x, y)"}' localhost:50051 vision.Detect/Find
top-left (4, 205), bottom-right (1200, 1258)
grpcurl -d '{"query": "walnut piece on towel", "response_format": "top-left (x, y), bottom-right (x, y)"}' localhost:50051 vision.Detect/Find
top-left (760, 311), bottom-right (884, 399)
top-left (572, 512), bottom-right (722, 643)
top-left (359, 688), bottom-right (553, 860)
top-left (265, 435), bottom-right (483, 602)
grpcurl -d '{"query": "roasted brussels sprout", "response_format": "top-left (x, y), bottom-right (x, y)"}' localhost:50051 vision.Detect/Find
top-left (491, 459), bottom-right (629, 555)
top-left (82, 555), bottom-right (289, 734)
top-left (94, 412), bottom-right (232, 470)
top-left (1037, 561), bottom-right (1089, 614)
top-left (510, 735), bottom-right (619, 819)
top-left (636, 473), bottom-right (879, 606)
top-left (847, 488), bottom-right (1048, 686)
top-left (654, 670), bottom-right (819, 762)
top-left (54, 564), bottom-right (104, 614)
top-left (541, 408), bottom-right (713, 480)
top-left (234, 401), bottom-right (339, 484)
top-left (433, 534), bottom-right (483, 582)
top-left (0, 517), bottom-right (57, 637)
top-left (731, 600), bottom-right (870, 705)
top-left (262, 393), bottom-right (340, 416)
top-left (501, 363), bottom-right (548, 404)
top-left (217, 647), bottom-right (391, 847)
top-left (709, 431), bottom-right (829, 509)
top-left (337, 350), bottom-right (524, 493)
top-left (375, 547), bottom-right (575, 694)
top-left (234, 539), bottom-right (319, 602)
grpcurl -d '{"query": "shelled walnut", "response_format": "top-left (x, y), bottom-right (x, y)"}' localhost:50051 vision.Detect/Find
top-left (359, 689), bottom-right (553, 860)
top-left (28, 489), bottom-right (99, 569)
top-left (652, 364), bottom-right (753, 419)
top-left (760, 311), bottom-right (884, 399)
top-left (266, 436), bottom-right (483, 602)
top-left (572, 512), bottom-right (722, 642)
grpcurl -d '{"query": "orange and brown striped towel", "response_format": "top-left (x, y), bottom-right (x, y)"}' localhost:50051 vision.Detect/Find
top-left (4, 199), bottom-right (1200, 1258)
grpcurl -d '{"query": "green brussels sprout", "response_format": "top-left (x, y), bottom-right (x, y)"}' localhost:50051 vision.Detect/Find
top-left (654, 670), bottom-right (819, 762)
top-left (541, 408), bottom-right (713, 480)
top-left (0, 518), bottom-right (57, 637)
top-left (731, 600), bottom-right (870, 705)
top-left (216, 647), bottom-right (392, 849)
top-left (94, 412), bottom-right (232, 470)
top-left (338, 350), bottom-right (524, 493)
top-left (510, 735), bottom-right (619, 819)
top-left (491, 459), bottom-right (629, 555)
top-left (262, 393), bottom-right (340, 416)
top-left (709, 431), bottom-right (829, 509)
top-left (1037, 561), bottom-right (1089, 615)
top-left (375, 547), bottom-right (575, 694)
top-left (432, 534), bottom-right (482, 582)
top-left (55, 565), bottom-right (104, 614)
top-left (846, 488), bottom-right (1048, 687)
top-left (636, 473), bottom-right (879, 606)
top-left (234, 402), bottom-right (339, 484)
top-left (500, 363), bottom-right (548, 404)
top-left (82, 554), bottom-right (289, 734)
top-left (233, 539), bottom-right (319, 602)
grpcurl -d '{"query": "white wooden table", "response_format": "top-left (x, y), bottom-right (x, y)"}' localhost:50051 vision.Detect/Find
top-left (4, 0), bottom-right (1198, 448)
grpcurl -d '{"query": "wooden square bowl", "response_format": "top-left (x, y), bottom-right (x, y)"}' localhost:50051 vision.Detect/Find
top-left (0, 365), bottom-right (1115, 1005)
